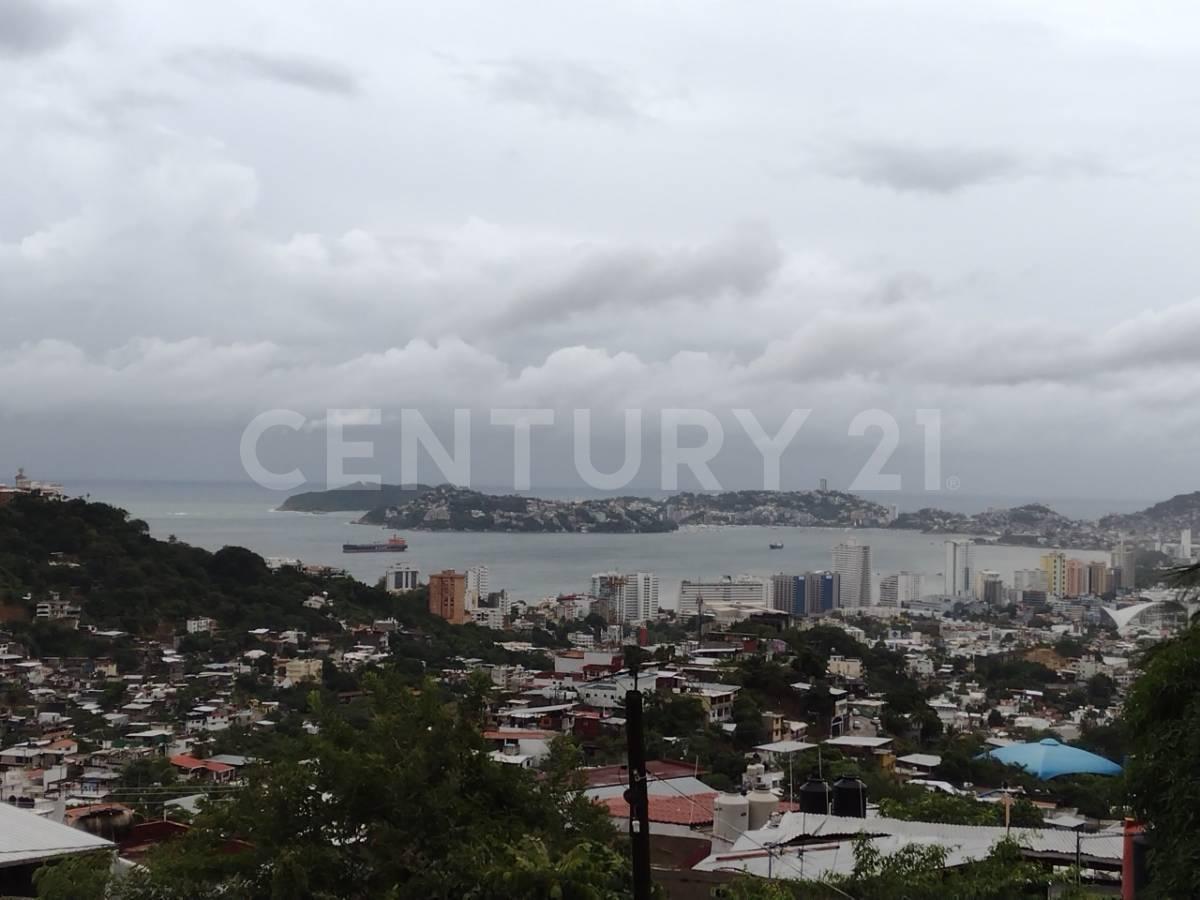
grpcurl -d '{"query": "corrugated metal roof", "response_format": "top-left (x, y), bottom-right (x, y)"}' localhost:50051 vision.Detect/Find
top-left (0, 804), bottom-right (113, 868)
top-left (693, 810), bottom-right (1123, 880)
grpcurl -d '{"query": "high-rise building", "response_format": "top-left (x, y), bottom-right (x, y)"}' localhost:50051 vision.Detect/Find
top-left (832, 541), bottom-right (871, 607)
top-left (428, 570), bottom-right (467, 625)
top-left (1040, 552), bottom-right (1068, 597)
top-left (975, 570), bottom-right (1004, 605)
top-left (1017, 589), bottom-right (1049, 610)
top-left (802, 571), bottom-right (840, 615)
top-left (464, 565), bottom-right (490, 608)
top-left (591, 572), bottom-right (625, 603)
top-left (589, 571), bottom-right (658, 624)
top-left (1110, 543), bottom-right (1137, 590)
top-left (879, 571), bottom-right (922, 607)
top-left (1013, 569), bottom-right (1048, 592)
top-left (385, 563), bottom-right (419, 594)
top-left (944, 540), bottom-right (974, 597)
top-left (1064, 558), bottom-right (1087, 598)
top-left (879, 575), bottom-right (898, 607)
top-left (819, 478), bottom-right (828, 491)
top-left (770, 574), bottom-right (797, 613)
top-left (625, 572), bottom-right (659, 624)
top-left (772, 572), bottom-right (840, 616)
top-left (1086, 561), bottom-right (1111, 596)
top-left (1182, 529), bottom-right (1193, 561)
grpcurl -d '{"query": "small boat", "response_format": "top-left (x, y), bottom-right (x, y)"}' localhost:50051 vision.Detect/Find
top-left (769, 542), bottom-right (784, 550)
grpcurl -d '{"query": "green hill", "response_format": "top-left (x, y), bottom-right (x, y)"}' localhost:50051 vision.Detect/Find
top-left (0, 493), bottom-right (546, 670)
top-left (0, 494), bottom-right (397, 637)
top-left (278, 482), bottom-right (432, 513)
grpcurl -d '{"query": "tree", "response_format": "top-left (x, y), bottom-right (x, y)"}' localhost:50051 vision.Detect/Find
top-left (643, 692), bottom-right (707, 738)
top-left (827, 834), bottom-right (1063, 899)
top-left (1085, 673), bottom-right (1116, 706)
top-left (731, 694), bottom-right (767, 750)
top-left (714, 878), bottom-right (797, 899)
top-left (477, 836), bottom-right (634, 900)
top-left (117, 673), bottom-right (621, 899)
top-left (1053, 637), bottom-right (1086, 659)
top-left (34, 853), bottom-right (111, 900)
top-left (1123, 620), bottom-right (1200, 895)
top-left (879, 791), bottom-right (1042, 828)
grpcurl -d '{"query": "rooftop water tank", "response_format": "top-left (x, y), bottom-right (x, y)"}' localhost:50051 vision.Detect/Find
top-left (712, 792), bottom-right (750, 843)
top-left (798, 775), bottom-right (831, 815)
top-left (832, 774), bottom-right (867, 818)
top-left (747, 789), bottom-right (779, 831)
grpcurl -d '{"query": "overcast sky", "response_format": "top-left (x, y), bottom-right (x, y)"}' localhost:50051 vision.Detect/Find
top-left (3, 0), bottom-right (1200, 502)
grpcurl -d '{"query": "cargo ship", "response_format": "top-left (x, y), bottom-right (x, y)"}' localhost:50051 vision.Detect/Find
top-left (342, 535), bottom-right (408, 553)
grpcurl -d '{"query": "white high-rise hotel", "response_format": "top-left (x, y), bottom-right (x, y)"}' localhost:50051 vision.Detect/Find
top-left (625, 572), bottom-right (660, 624)
top-left (944, 539), bottom-right (974, 597)
top-left (832, 541), bottom-right (871, 607)
top-left (465, 565), bottom-right (490, 607)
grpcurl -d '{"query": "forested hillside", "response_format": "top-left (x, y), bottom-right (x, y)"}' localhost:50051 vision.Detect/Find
top-left (0, 495), bottom-right (396, 636)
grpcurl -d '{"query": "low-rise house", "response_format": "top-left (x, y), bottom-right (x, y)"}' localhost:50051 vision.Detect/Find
top-left (169, 754), bottom-right (234, 783)
top-left (895, 753), bottom-right (942, 780)
top-left (827, 655), bottom-right (864, 680)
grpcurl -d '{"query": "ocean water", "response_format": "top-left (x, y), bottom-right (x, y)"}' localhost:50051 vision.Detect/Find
top-left (70, 480), bottom-right (1113, 607)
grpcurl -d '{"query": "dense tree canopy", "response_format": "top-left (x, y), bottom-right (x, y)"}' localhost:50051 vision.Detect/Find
top-left (1124, 620), bottom-right (1200, 895)
top-left (110, 673), bottom-right (625, 899)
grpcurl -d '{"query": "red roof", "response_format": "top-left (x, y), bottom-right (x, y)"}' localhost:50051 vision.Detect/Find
top-left (646, 759), bottom-right (702, 780)
top-left (583, 759), bottom-right (704, 788)
top-left (169, 754), bottom-right (233, 773)
top-left (601, 794), bottom-right (799, 826)
top-left (602, 792), bottom-right (718, 826)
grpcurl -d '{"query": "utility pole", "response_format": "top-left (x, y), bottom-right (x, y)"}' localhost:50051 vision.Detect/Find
top-left (624, 662), bottom-right (652, 900)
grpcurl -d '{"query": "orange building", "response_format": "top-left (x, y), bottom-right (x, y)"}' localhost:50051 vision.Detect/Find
top-left (1064, 559), bottom-right (1087, 598)
top-left (1087, 560), bottom-right (1110, 596)
top-left (428, 570), bottom-right (467, 625)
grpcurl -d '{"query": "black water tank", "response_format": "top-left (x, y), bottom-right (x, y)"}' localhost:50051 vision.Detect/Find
top-left (798, 776), bottom-right (831, 815)
top-left (831, 775), bottom-right (867, 818)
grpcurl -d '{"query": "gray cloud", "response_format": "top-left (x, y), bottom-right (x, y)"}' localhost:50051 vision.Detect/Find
top-left (172, 47), bottom-right (360, 96)
top-left (469, 57), bottom-right (643, 121)
top-left (826, 141), bottom-right (1110, 194)
top-left (830, 142), bottom-right (1027, 193)
top-left (6, 0), bottom-right (1200, 498)
top-left (496, 226), bottom-right (783, 330)
top-left (0, 0), bottom-right (77, 58)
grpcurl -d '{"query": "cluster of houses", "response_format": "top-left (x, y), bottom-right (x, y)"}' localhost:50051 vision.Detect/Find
top-left (0, 553), bottom-right (1168, 895)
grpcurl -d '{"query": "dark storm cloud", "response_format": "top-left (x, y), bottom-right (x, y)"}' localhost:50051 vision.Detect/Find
top-left (0, 0), bottom-right (78, 58)
top-left (497, 226), bottom-right (783, 329)
top-left (173, 47), bottom-right (360, 96)
top-left (470, 57), bottom-right (643, 121)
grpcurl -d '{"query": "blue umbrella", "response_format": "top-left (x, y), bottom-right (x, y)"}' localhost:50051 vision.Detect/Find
top-left (979, 738), bottom-right (1122, 779)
